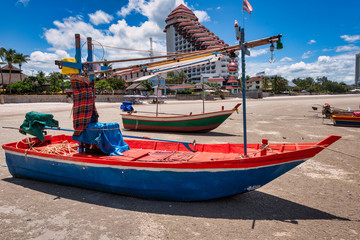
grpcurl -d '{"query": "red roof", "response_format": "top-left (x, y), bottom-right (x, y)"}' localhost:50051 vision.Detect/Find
top-left (247, 76), bottom-right (263, 83)
top-left (227, 76), bottom-right (239, 83)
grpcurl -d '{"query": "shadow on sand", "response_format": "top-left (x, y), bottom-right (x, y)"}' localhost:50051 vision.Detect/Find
top-left (3, 177), bottom-right (349, 224)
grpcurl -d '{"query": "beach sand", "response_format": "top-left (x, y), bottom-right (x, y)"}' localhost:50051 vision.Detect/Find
top-left (0, 94), bottom-right (359, 239)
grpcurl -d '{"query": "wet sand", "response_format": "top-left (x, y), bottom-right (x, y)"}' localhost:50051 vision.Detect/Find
top-left (0, 94), bottom-right (359, 239)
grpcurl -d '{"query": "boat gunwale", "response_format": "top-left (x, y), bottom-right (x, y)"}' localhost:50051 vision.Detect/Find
top-left (120, 108), bottom-right (236, 121)
top-left (2, 135), bottom-right (341, 170)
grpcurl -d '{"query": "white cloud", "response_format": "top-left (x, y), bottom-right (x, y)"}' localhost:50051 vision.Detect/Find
top-left (193, 10), bottom-right (210, 22)
top-left (16, 0), bottom-right (30, 7)
top-left (216, 6), bottom-right (221, 10)
top-left (44, 16), bottom-right (105, 50)
top-left (117, 0), bottom-right (185, 28)
top-left (249, 48), bottom-right (267, 57)
top-left (308, 39), bottom-right (316, 44)
top-left (23, 50), bottom-right (70, 75)
top-left (322, 48), bottom-right (333, 52)
top-left (247, 53), bottom-right (356, 85)
top-left (336, 44), bottom-right (360, 52)
top-left (280, 57), bottom-right (294, 62)
top-left (340, 35), bottom-right (360, 43)
top-left (302, 50), bottom-right (312, 59)
top-left (89, 10), bottom-right (114, 25)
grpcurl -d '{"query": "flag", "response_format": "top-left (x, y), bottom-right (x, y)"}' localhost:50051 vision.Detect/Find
top-left (243, 0), bottom-right (253, 15)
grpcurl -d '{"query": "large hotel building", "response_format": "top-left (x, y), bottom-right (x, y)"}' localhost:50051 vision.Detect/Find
top-left (163, 4), bottom-right (239, 83)
top-left (123, 4), bottom-right (240, 93)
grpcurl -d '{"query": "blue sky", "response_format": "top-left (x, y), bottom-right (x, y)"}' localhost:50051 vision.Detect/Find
top-left (1, 0), bottom-right (360, 84)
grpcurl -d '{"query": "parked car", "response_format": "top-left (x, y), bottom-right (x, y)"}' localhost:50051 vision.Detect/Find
top-left (350, 88), bottom-right (360, 92)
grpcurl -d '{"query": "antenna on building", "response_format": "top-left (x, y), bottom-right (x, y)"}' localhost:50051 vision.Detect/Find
top-left (149, 37), bottom-right (154, 63)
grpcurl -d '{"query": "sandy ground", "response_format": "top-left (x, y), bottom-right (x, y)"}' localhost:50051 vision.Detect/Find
top-left (0, 94), bottom-right (359, 240)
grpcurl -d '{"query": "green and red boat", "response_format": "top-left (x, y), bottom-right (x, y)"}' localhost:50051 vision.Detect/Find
top-left (121, 103), bottom-right (241, 132)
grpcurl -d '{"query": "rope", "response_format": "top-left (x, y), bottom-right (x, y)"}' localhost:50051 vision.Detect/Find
top-left (317, 145), bottom-right (360, 160)
top-left (16, 138), bottom-right (78, 156)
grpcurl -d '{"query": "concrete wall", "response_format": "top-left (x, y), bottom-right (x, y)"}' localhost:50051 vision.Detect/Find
top-left (0, 95), bottom-right (129, 104)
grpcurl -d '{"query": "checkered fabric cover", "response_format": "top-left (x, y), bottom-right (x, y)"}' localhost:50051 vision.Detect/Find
top-left (71, 75), bottom-right (99, 136)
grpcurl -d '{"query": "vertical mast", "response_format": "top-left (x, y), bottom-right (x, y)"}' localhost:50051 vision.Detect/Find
top-left (87, 37), bottom-right (94, 82)
top-left (240, 27), bottom-right (247, 155)
top-left (75, 34), bottom-right (81, 75)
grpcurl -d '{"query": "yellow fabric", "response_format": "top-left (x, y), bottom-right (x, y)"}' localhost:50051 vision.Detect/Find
top-left (61, 58), bottom-right (79, 74)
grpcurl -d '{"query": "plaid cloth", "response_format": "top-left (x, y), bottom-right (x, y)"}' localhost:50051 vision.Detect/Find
top-left (71, 75), bottom-right (99, 136)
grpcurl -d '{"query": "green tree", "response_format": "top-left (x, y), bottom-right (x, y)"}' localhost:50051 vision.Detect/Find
top-left (165, 71), bottom-right (179, 84)
top-left (271, 75), bottom-right (288, 93)
top-left (36, 71), bottom-right (47, 93)
top-left (1, 48), bottom-right (17, 94)
top-left (95, 80), bottom-right (111, 94)
top-left (48, 72), bottom-right (68, 94)
top-left (108, 77), bottom-right (126, 91)
top-left (11, 80), bottom-right (32, 94)
top-left (0, 47), bottom-right (6, 92)
top-left (178, 71), bottom-right (188, 84)
top-left (14, 53), bottom-right (30, 81)
top-left (262, 77), bottom-right (271, 91)
top-left (323, 80), bottom-right (348, 93)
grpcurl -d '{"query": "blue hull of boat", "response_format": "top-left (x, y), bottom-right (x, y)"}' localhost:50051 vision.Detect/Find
top-left (5, 151), bottom-right (305, 201)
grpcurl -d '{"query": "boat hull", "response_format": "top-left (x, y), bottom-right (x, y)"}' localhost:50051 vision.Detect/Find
top-left (121, 104), bottom-right (240, 132)
top-left (331, 115), bottom-right (360, 127)
top-left (5, 151), bottom-right (305, 201)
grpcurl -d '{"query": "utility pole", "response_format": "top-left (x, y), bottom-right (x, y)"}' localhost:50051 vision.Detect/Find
top-left (149, 37), bottom-right (154, 63)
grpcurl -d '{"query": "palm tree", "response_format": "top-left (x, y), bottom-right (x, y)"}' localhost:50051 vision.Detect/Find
top-left (262, 77), bottom-right (271, 92)
top-left (271, 75), bottom-right (288, 94)
top-left (0, 47), bottom-right (6, 93)
top-left (177, 71), bottom-right (188, 84)
top-left (15, 53), bottom-right (30, 81)
top-left (2, 48), bottom-right (17, 94)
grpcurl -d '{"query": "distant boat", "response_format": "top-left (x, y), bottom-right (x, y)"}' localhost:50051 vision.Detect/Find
top-left (331, 113), bottom-right (360, 127)
top-left (320, 103), bottom-right (356, 119)
top-left (2, 134), bottom-right (341, 201)
top-left (121, 103), bottom-right (241, 132)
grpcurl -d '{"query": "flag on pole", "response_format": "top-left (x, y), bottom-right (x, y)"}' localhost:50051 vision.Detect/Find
top-left (243, 0), bottom-right (253, 15)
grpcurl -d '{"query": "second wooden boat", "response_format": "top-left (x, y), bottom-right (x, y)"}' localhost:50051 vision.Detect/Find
top-left (121, 103), bottom-right (241, 132)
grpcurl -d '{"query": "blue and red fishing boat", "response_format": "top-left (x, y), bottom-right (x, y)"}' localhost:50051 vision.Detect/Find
top-left (2, 134), bottom-right (341, 201)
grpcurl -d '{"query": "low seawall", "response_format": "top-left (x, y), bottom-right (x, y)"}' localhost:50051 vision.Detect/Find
top-left (0, 95), bottom-right (128, 104)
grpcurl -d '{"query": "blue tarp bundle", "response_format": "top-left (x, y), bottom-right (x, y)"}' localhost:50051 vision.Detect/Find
top-left (72, 122), bottom-right (130, 156)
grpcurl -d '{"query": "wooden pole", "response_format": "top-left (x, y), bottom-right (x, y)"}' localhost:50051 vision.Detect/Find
top-left (87, 37), bottom-right (94, 82)
top-left (75, 34), bottom-right (81, 75)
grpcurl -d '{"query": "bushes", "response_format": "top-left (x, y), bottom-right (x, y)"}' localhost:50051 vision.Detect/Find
top-left (177, 89), bottom-right (194, 94)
